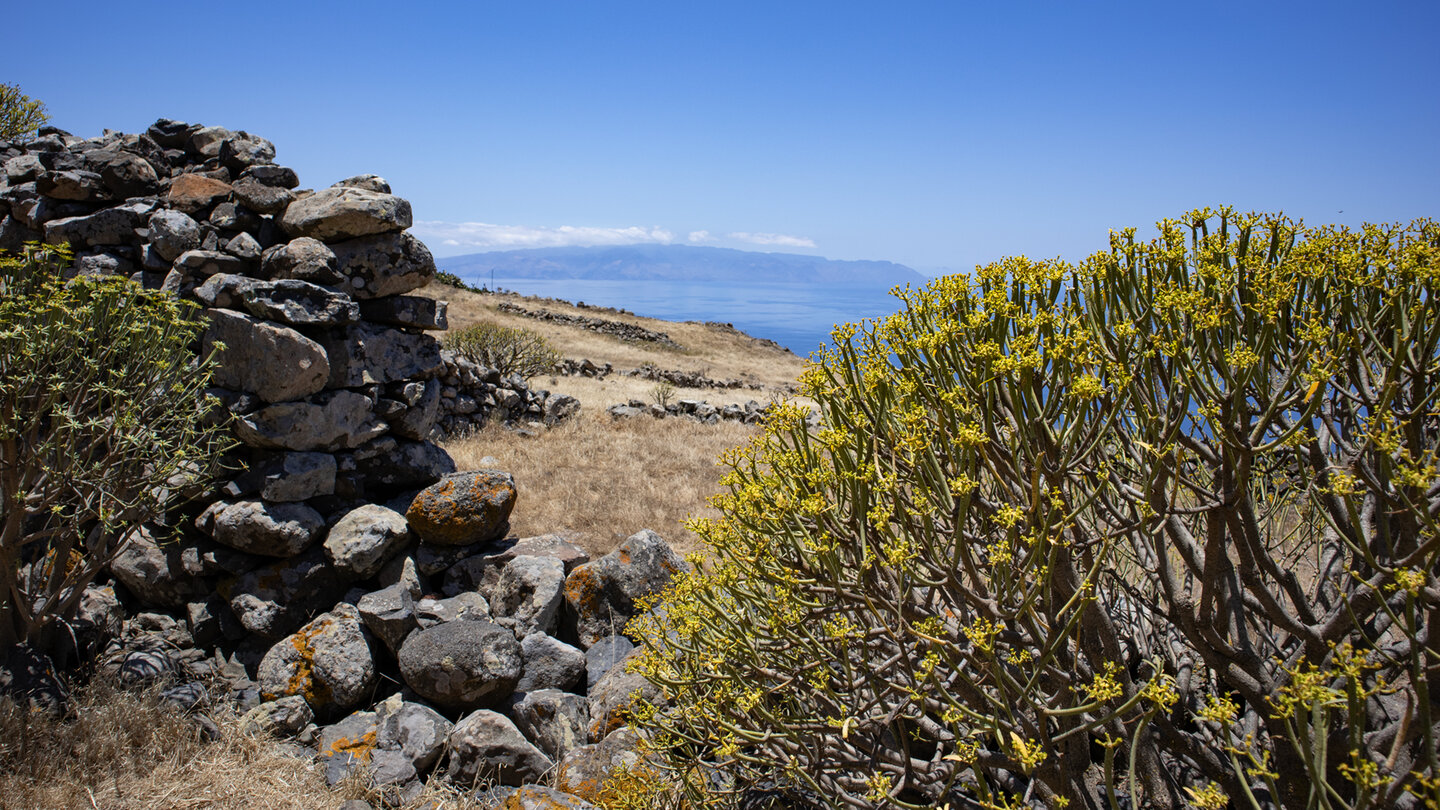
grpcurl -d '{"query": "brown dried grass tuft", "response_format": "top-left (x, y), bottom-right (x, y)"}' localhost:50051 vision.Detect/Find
top-left (0, 681), bottom-right (356, 810)
top-left (442, 410), bottom-right (757, 557)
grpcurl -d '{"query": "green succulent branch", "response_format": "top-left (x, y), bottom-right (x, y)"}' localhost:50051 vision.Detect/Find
top-left (627, 210), bottom-right (1440, 810)
top-left (0, 243), bottom-right (232, 652)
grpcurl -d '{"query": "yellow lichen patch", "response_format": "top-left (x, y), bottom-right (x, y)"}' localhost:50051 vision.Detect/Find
top-left (262, 617), bottom-right (334, 707)
top-left (325, 729), bottom-right (377, 763)
top-left (565, 567), bottom-right (604, 612)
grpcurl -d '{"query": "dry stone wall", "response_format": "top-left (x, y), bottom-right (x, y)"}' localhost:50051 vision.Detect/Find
top-left (0, 122), bottom-right (698, 806)
top-left (0, 119), bottom-right (459, 639)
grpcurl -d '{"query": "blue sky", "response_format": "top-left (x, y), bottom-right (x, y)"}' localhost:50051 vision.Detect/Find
top-left (5, 1), bottom-right (1437, 273)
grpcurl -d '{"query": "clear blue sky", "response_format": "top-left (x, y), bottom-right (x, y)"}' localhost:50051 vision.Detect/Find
top-left (6, 1), bottom-right (1437, 273)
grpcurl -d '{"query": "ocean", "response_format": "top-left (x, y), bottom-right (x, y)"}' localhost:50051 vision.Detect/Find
top-left (457, 276), bottom-right (922, 356)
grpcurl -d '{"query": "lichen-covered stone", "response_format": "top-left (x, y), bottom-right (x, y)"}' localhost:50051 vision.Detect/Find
top-left (563, 529), bottom-right (689, 649)
top-left (257, 603), bottom-right (376, 715)
top-left (406, 471), bottom-right (517, 547)
top-left (556, 728), bottom-right (648, 803)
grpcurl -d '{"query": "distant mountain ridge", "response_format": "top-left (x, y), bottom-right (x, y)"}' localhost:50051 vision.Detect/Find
top-left (436, 244), bottom-right (926, 285)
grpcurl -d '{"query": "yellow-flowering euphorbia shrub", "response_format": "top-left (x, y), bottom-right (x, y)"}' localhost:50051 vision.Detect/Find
top-left (629, 210), bottom-right (1440, 809)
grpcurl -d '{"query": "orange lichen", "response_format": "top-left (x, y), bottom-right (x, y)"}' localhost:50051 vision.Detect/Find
top-left (261, 617), bottom-right (333, 706)
top-left (564, 568), bottom-right (603, 613)
top-left (325, 729), bottom-right (377, 763)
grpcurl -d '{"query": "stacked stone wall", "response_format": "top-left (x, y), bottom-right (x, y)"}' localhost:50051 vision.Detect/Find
top-left (0, 120), bottom-right (458, 640)
top-left (0, 121), bottom-right (695, 807)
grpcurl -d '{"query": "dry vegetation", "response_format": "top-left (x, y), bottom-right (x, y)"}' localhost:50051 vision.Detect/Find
top-left (0, 682), bottom-right (547, 810)
top-left (423, 280), bottom-right (813, 558)
top-left (445, 412), bottom-right (757, 557)
top-left (0, 683), bottom-right (352, 810)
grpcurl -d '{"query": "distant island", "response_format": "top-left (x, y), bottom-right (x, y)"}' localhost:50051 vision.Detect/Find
top-left (435, 244), bottom-right (928, 285)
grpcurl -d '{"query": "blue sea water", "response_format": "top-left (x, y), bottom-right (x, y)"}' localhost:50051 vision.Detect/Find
top-left (460, 276), bottom-right (918, 356)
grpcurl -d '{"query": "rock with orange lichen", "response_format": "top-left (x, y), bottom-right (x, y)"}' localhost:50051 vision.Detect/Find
top-left (562, 530), bottom-right (690, 649)
top-left (445, 709), bottom-right (553, 788)
top-left (405, 471), bottom-right (516, 547)
top-left (257, 603), bottom-right (377, 716)
top-left (555, 727), bottom-right (646, 802)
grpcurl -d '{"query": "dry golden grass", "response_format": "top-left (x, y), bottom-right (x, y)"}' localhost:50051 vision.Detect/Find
top-left (0, 682), bottom-right (553, 810)
top-left (0, 682), bottom-right (353, 810)
top-left (443, 410), bottom-right (757, 557)
top-left (415, 283), bottom-right (809, 412)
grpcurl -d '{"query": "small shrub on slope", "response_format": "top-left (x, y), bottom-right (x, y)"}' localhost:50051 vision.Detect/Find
top-left (445, 321), bottom-right (561, 380)
top-left (628, 210), bottom-right (1440, 809)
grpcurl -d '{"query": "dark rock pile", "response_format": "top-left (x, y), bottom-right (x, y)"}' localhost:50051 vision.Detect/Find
top-left (496, 301), bottom-right (680, 348)
top-left (621, 362), bottom-right (760, 391)
top-left (435, 350), bottom-right (580, 436)
top-left (608, 397), bottom-right (777, 425)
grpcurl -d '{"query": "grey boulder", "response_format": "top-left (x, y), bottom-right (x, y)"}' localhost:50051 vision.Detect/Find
top-left (517, 632), bottom-right (586, 694)
top-left (324, 504), bottom-right (412, 579)
top-left (280, 186), bottom-right (411, 241)
top-left (239, 278), bottom-right (359, 326)
top-left (234, 391), bottom-right (387, 452)
top-left (202, 308), bottom-right (330, 403)
top-left (356, 584), bottom-right (418, 657)
top-left (398, 620), bottom-right (521, 710)
top-left (260, 236), bottom-right (342, 285)
top-left (330, 230), bottom-right (434, 299)
top-left (321, 322), bottom-right (443, 388)
top-left (491, 556), bottom-right (566, 637)
top-left (445, 709), bottom-right (553, 788)
top-left (110, 526), bottom-right (207, 609)
top-left (509, 688), bottom-right (589, 762)
top-left (198, 499), bottom-right (326, 557)
top-left (222, 548), bottom-right (349, 640)
top-left (585, 635), bottom-right (635, 690)
top-left (375, 693), bottom-right (453, 772)
top-left (238, 694), bottom-right (314, 737)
